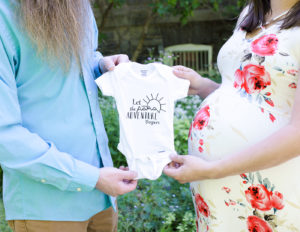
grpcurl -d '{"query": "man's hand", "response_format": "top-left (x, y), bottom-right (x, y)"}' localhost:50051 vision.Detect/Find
top-left (95, 167), bottom-right (138, 197)
top-left (99, 54), bottom-right (129, 73)
top-left (163, 154), bottom-right (217, 184)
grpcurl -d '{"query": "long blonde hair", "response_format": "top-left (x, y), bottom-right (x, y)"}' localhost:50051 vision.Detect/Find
top-left (19, 0), bottom-right (92, 68)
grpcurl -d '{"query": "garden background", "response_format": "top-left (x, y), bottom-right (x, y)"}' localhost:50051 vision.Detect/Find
top-left (0, 0), bottom-right (245, 231)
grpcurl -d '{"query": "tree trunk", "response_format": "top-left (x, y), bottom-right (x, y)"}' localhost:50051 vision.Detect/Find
top-left (132, 10), bottom-right (155, 61)
top-left (95, 0), bottom-right (114, 32)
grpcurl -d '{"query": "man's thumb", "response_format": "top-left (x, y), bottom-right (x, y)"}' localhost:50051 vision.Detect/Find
top-left (100, 57), bottom-right (115, 72)
top-left (121, 170), bottom-right (138, 180)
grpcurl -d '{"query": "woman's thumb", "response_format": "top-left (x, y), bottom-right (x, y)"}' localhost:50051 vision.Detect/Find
top-left (170, 154), bottom-right (185, 164)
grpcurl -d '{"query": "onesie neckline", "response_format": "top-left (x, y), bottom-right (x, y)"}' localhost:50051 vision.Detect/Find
top-left (127, 62), bottom-right (159, 80)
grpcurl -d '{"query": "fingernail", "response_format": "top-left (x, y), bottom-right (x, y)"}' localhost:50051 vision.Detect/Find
top-left (108, 66), bottom-right (115, 71)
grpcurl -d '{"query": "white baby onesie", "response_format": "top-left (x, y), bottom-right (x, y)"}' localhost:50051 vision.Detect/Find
top-left (96, 62), bottom-right (190, 180)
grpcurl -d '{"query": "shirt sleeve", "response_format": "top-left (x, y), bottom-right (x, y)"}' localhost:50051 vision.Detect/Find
top-left (0, 39), bottom-right (100, 193)
top-left (91, 9), bottom-right (103, 79)
top-left (93, 51), bottom-right (103, 79)
top-left (95, 71), bottom-right (115, 97)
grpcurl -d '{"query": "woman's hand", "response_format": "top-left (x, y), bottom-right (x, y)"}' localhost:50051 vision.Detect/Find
top-left (173, 66), bottom-right (204, 96)
top-left (163, 154), bottom-right (218, 184)
top-left (173, 66), bottom-right (220, 98)
top-left (99, 54), bottom-right (129, 73)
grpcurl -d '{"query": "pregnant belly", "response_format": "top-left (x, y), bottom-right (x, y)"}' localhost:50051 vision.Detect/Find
top-left (188, 87), bottom-right (289, 161)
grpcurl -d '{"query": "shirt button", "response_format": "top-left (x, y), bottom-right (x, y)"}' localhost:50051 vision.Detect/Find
top-left (77, 188), bottom-right (82, 192)
top-left (88, 91), bottom-right (92, 96)
top-left (41, 179), bottom-right (46, 183)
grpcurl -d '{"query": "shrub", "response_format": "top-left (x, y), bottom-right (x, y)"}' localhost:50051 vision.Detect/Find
top-left (117, 175), bottom-right (196, 232)
top-left (0, 201), bottom-right (11, 232)
top-left (98, 93), bottom-right (127, 167)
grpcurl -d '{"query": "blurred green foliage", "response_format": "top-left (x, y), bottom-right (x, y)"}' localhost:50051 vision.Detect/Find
top-left (0, 202), bottom-right (11, 232)
top-left (151, 0), bottom-right (247, 25)
top-left (117, 175), bottom-right (196, 232)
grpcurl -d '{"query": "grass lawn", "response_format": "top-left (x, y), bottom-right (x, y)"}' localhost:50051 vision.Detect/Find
top-left (0, 200), bottom-right (11, 232)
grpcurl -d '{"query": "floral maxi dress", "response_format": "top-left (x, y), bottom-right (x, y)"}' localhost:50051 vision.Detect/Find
top-left (189, 23), bottom-right (300, 232)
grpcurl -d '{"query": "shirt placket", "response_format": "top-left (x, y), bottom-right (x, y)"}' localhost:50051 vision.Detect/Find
top-left (81, 66), bottom-right (117, 210)
top-left (81, 67), bottom-right (113, 168)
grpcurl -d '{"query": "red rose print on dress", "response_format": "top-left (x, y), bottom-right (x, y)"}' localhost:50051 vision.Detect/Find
top-left (247, 216), bottom-right (273, 232)
top-left (195, 193), bottom-right (210, 217)
top-left (222, 186), bottom-right (231, 194)
top-left (234, 69), bottom-right (244, 89)
top-left (245, 184), bottom-right (273, 211)
top-left (234, 64), bottom-right (271, 94)
top-left (270, 191), bottom-right (284, 210)
top-left (198, 146), bottom-right (204, 153)
top-left (225, 199), bottom-right (236, 206)
top-left (198, 139), bottom-right (204, 153)
top-left (193, 105), bottom-right (210, 130)
top-left (265, 98), bottom-right (274, 107)
top-left (251, 34), bottom-right (278, 56)
top-left (287, 69), bottom-right (299, 76)
top-left (289, 82), bottom-right (297, 89)
top-left (269, 113), bottom-right (276, 122)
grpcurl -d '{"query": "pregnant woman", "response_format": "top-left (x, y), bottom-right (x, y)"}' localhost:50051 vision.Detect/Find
top-left (164, 0), bottom-right (300, 231)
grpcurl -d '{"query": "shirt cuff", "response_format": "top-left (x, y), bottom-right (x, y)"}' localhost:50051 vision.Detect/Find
top-left (93, 51), bottom-right (103, 79)
top-left (41, 142), bottom-right (101, 192)
top-left (66, 158), bottom-right (101, 192)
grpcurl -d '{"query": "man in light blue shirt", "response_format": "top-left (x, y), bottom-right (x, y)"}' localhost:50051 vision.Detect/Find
top-left (0, 0), bottom-right (137, 231)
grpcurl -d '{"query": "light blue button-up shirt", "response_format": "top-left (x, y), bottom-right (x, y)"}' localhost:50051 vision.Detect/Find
top-left (0, 0), bottom-right (115, 221)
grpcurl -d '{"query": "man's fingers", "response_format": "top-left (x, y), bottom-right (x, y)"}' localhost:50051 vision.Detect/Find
top-left (119, 180), bottom-right (138, 194)
top-left (104, 58), bottom-right (115, 71)
top-left (121, 170), bottom-right (138, 180)
top-left (100, 54), bottom-right (129, 72)
top-left (169, 154), bottom-right (185, 164)
top-left (119, 166), bottom-right (129, 171)
top-left (116, 54), bottom-right (129, 64)
top-left (99, 57), bottom-right (115, 72)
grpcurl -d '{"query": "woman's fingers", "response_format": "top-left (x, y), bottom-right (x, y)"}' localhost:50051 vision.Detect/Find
top-left (173, 66), bottom-right (192, 79)
top-left (168, 161), bottom-right (182, 168)
top-left (163, 155), bottom-right (186, 179)
top-left (169, 154), bottom-right (185, 164)
top-left (163, 165), bottom-right (179, 178)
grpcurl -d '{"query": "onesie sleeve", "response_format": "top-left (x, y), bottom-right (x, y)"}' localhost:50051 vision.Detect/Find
top-left (95, 71), bottom-right (115, 97)
top-left (167, 68), bottom-right (190, 101)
